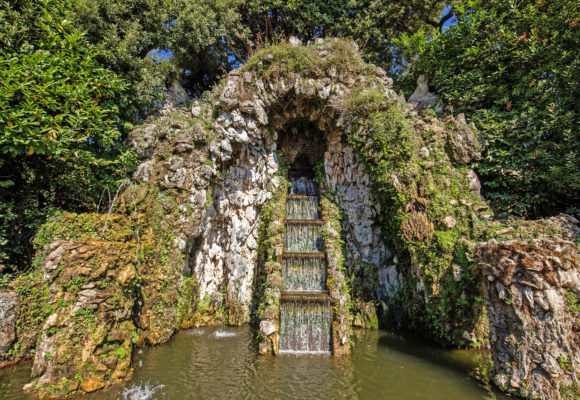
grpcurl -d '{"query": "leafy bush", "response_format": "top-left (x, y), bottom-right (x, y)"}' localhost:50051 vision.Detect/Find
top-left (0, 0), bottom-right (134, 271)
top-left (420, 0), bottom-right (580, 217)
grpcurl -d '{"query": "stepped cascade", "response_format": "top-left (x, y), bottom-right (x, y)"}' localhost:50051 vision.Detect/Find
top-left (278, 174), bottom-right (333, 354)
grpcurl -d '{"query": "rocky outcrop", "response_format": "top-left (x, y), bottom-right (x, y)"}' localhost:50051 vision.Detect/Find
top-left (476, 219), bottom-right (580, 399)
top-left (24, 240), bottom-right (137, 396)
top-left (0, 291), bottom-right (18, 357)
top-left (444, 113), bottom-right (481, 165)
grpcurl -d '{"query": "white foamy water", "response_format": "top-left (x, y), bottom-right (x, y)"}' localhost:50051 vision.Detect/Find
top-left (213, 329), bottom-right (237, 338)
top-left (120, 382), bottom-right (164, 400)
top-left (188, 329), bottom-right (206, 336)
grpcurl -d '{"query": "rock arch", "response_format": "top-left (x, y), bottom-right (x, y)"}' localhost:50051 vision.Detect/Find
top-left (190, 41), bottom-right (397, 324)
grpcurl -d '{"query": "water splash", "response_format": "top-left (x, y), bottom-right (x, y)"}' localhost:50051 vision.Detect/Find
top-left (121, 382), bottom-right (164, 400)
top-left (284, 224), bottom-right (323, 252)
top-left (213, 330), bottom-right (237, 338)
top-left (282, 257), bottom-right (326, 292)
top-left (279, 301), bottom-right (332, 354)
top-left (286, 197), bottom-right (319, 219)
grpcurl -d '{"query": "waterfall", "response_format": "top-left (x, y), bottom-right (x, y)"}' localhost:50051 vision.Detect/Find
top-left (289, 177), bottom-right (318, 196)
top-left (284, 223), bottom-right (323, 253)
top-left (279, 301), bottom-right (332, 354)
top-left (286, 197), bottom-right (319, 219)
top-left (282, 256), bottom-right (326, 292)
top-left (278, 174), bottom-right (333, 354)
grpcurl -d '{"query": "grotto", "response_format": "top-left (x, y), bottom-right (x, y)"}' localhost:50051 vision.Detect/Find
top-left (0, 38), bottom-right (578, 400)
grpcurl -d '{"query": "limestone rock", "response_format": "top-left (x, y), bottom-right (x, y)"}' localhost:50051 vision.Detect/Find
top-left (260, 320), bottom-right (276, 337)
top-left (467, 169), bottom-right (481, 194)
top-left (442, 216), bottom-right (457, 230)
top-left (476, 238), bottom-right (580, 399)
top-left (166, 77), bottom-right (189, 108)
top-left (445, 114), bottom-right (481, 165)
top-left (0, 291), bottom-right (19, 355)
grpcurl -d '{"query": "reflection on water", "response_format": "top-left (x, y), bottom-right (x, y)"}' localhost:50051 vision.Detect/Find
top-left (0, 327), bottom-right (507, 400)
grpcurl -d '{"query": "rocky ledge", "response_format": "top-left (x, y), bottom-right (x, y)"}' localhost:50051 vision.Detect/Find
top-left (476, 217), bottom-right (580, 399)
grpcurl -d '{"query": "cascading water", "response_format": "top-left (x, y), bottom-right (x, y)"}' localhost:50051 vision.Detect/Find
top-left (286, 197), bottom-right (319, 219)
top-left (279, 174), bottom-right (333, 354)
top-left (279, 301), bottom-right (332, 354)
top-left (288, 177), bottom-right (318, 196)
top-left (284, 223), bottom-right (323, 252)
top-left (282, 256), bottom-right (326, 292)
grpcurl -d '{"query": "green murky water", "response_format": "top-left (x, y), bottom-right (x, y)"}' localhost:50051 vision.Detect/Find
top-left (0, 327), bottom-right (507, 400)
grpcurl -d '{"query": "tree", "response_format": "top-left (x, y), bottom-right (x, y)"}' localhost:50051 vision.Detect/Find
top-left (0, 0), bottom-right (132, 272)
top-left (240, 0), bottom-right (451, 69)
top-left (70, 0), bottom-right (454, 123)
top-left (419, 0), bottom-right (580, 216)
top-left (70, 0), bottom-right (246, 123)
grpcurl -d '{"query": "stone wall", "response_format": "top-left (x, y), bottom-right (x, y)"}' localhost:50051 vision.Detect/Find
top-left (323, 141), bottom-right (399, 300)
top-left (476, 218), bottom-right (580, 399)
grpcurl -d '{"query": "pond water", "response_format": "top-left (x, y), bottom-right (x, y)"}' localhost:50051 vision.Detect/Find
top-left (0, 326), bottom-right (507, 400)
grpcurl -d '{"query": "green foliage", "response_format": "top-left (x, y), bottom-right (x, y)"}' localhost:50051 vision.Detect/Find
top-left (65, 0), bottom-right (453, 121)
top-left (560, 378), bottom-right (580, 400)
top-left (313, 160), bottom-right (325, 187)
top-left (419, 0), bottom-right (580, 217)
top-left (243, 38), bottom-right (367, 79)
top-left (0, 0), bottom-right (137, 272)
top-left (342, 84), bottom-right (488, 345)
top-left (70, 0), bottom-right (246, 121)
top-left (566, 289), bottom-right (580, 315)
top-left (254, 178), bottom-right (287, 325)
top-left (0, 0), bottom-right (125, 158)
top-left (243, 0), bottom-right (450, 71)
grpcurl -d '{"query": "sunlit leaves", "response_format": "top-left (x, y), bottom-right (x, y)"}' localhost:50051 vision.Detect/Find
top-left (420, 0), bottom-right (580, 216)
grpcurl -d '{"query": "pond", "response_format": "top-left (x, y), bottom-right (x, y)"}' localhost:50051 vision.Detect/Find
top-left (0, 326), bottom-right (507, 400)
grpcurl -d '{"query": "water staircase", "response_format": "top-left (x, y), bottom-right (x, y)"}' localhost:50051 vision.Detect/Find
top-left (278, 176), bottom-right (333, 354)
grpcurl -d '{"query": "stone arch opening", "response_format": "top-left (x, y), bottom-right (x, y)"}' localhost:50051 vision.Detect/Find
top-left (191, 58), bottom-right (395, 332)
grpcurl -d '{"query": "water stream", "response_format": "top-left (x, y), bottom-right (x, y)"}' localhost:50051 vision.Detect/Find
top-left (280, 175), bottom-right (333, 354)
top-left (281, 256), bottom-right (326, 292)
top-left (279, 301), bottom-right (333, 354)
top-left (0, 327), bottom-right (508, 400)
top-left (286, 197), bottom-right (319, 219)
top-left (288, 177), bottom-right (318, 196)
top-left (284, 223), bottom-right (323, 253)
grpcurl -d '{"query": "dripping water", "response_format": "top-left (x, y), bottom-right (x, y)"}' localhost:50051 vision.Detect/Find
top-left (286, 197), bottom-right (319, 219)
top-left (289, 177), bottom-right (318, 196)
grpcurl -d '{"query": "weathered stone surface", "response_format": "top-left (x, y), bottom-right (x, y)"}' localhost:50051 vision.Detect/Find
top-left (441, 216), bottom-right (457, 230)
top-left (260, 320), bottom-right (276, 337)
top-left (0, 291), bottom-right (19, 356)
top-left (476, 237), bottom-right (580, 399)
top-left (444, 114), bottom-right (480, 165)
top-left (24, 240), bottom-right (138, 397)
